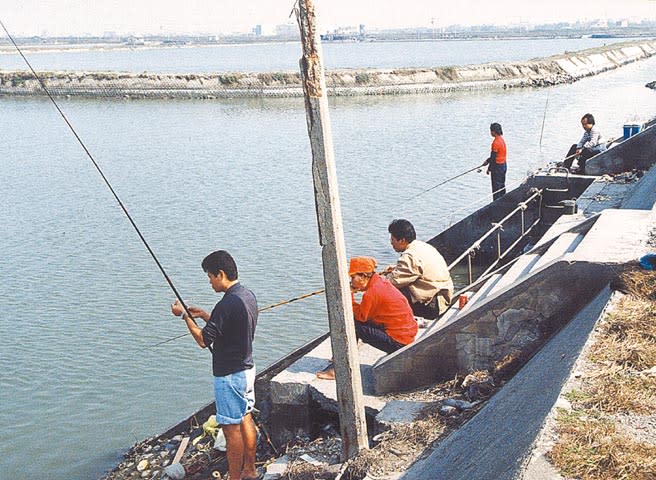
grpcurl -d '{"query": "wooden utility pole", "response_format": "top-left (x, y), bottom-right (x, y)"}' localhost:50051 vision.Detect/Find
top-left (295, 0), bottom-right (369, 460)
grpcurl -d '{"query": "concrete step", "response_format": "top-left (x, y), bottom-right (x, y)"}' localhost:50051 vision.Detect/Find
top-left (422, 292), bottom-right (468, 336)
top-left (489, 254), bottom-right (541, 294)
top-left (572, 209), bottom-right (655, 263)
top-left (529, 232), bottom-right (584, 273)
top-left (460, 274), bottom-right (503, 312)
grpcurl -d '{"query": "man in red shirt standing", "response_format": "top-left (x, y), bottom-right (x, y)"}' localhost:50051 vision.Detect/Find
top-left (316, 256), bottom-right (417, 380)
top-left (482, 122), bottom-right (507, 201)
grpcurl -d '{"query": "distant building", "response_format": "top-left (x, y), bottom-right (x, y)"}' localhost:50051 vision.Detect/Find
top-left (276, 23), bottom-right (298, 39)
top-left (253, 25), bottom-right (262, 36)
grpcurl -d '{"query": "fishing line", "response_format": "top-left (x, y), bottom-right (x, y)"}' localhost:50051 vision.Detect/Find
top-left (150, 288), bottom-right (326, 348)
top-left (0, 19), bottom-right (198, 325)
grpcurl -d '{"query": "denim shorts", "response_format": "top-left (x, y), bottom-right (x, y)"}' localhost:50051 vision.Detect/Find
top-left (213, 367), bottom-right (255, 425)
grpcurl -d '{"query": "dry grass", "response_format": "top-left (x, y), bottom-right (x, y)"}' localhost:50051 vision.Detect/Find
top-left (610, 268), bottom-right (656, 301)
top-left (340, 406), bottom-right (453, 480)
top-left (550, 410), bottom-right (656, 480)
top-left (576, 371), bottom-right (656, 415)
top-left (550, 268), bottom-right (656, 478)
top-left (589, 298), bottom-right (656, 371)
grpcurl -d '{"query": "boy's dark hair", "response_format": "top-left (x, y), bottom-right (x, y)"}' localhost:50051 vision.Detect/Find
top-left (581, 113), bottom-right (595, 125)
top-left (202, 250), bottom-right (238, 280)
top-left (490, 122), bottom-right (503, 135)
top-left (388, 219), bottom-right (416, 243)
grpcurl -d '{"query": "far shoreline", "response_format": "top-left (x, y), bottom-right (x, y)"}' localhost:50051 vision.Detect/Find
top-left (0, 34), bottom-right (650, 58)
top-left (1, 39), bottom-right (655, 100)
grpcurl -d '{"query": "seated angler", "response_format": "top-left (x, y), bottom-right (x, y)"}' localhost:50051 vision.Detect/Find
top-left (563, 113), bottom-right (607, 173)
top-left (316, 256), bottom-right (417, 380)
top-left (383, 219), bottom-right (454, 320)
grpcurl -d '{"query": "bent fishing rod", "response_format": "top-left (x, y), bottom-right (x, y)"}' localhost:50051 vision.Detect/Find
top-left (0, 19), bottom-right (198, 325)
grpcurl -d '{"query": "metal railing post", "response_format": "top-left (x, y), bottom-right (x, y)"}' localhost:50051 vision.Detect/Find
top-left (467, 252), bottom-right (473, 285)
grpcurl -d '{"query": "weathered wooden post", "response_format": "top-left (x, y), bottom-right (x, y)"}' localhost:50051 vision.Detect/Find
top-left (295, 0), bottom-right (369, 459)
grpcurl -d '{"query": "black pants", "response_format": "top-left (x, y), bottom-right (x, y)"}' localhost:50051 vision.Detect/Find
top-left (564, 144), bottom-right (596, 172)
top-left (489, 162), bottom-right (507, 201)
top-left (354, 322), bottom-right (404, 353)
top-left (398, 286), bottom-right (440, 320)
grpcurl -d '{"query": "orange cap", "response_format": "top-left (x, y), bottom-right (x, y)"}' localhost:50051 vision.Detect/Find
top-left (348, 256), bottom-right (377, 276)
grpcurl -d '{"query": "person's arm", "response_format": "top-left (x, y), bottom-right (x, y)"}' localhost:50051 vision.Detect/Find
top-left (171, 300), bottom-right (208, 348)
top-left (183, 313), bottom-right (207, 348)
top-left (352, 289), bottom-right (375, 323)
top-left (387, 253), bottom-right (420, 289)
top-left (582, 129), bottom-right (602, 149)
top-left (485, 150), bottom-right (497, 174)
top-left (576, 130), bottom-right (591, 150)
top-left (483, 150), bottom-right (496, 167)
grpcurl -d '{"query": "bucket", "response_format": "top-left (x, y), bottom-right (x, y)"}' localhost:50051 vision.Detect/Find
top-left (623, 124), bottom-right (641, 139)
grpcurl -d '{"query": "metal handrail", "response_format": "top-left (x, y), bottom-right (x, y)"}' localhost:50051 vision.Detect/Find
top-left (447, 188), bottom-right (543, 284)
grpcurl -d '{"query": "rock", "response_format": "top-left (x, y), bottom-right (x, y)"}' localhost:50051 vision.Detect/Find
top-left (137, 459), bottom-right (149, 472)
top-left (299, 454), bottom-right (323, 466)
top-left (443, 398), bottom-right (477, 411)
top-left (264, 455), bottom-right (289, 479)
top-left (162, 463), bottom-right (186, 480)
top-left (140, 470), bottom-right (151, 478)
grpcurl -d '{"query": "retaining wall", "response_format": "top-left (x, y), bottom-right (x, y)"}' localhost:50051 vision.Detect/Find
top-left (1, 40), bottom-right (656, 99)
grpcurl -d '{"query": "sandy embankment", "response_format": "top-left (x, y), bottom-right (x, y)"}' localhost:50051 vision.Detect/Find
top-left (1, 40), bottom-right (655, 99)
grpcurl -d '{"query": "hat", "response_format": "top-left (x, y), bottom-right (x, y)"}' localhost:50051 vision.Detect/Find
top-left (348, 256), bottom-right (377, 276)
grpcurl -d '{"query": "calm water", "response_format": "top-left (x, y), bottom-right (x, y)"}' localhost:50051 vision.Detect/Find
top-left (1, 40), bottom-right (655, 479)
top-left (0, 37), bottom-right (632, 72)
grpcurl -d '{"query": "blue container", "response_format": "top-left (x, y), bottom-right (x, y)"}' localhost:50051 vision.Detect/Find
top-left (623, 123), bottom-right (641, 139)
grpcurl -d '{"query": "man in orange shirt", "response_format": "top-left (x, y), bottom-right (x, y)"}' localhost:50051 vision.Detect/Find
top-left (316, 256), bottom-right (418, 380)
top-left (349, 256), bottom-right (418, 353)
top-left (482, 122), bottom-right (507, 201)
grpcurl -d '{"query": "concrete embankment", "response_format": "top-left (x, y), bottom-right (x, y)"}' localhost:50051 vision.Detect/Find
top-left (1, 39), bottom-right (656, 99)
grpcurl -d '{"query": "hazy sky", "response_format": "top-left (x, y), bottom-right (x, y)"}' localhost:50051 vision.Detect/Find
top-left (2, 0), bottom-right (656, 36)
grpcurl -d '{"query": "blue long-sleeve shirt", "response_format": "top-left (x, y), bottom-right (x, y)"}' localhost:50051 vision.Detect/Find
top-left (577, 126), bottom-right (604, 150)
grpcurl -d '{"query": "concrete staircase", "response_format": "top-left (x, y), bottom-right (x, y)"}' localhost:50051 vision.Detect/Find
top-left (422, 223), bottom-right (589, 339)
top-left (372, 206), bottom-right (654, 394)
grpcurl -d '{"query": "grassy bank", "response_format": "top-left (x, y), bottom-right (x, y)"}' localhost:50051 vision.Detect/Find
top-left (549, 268), bottom-right (656, 479)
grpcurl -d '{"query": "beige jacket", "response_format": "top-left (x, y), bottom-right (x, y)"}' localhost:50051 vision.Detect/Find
top-left (385, 240), bottom-right (453, 305)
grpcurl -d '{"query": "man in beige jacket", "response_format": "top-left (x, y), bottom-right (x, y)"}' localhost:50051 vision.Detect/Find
top-left (383, 219), bottom-right (454, 319)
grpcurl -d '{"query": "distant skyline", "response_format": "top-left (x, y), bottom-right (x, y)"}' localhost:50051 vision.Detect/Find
top-left (2, 0), bottom-right (656, 36)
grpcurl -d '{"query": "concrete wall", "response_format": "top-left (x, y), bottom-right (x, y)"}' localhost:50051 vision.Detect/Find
top-left (586, 121), bottom-right (656, 175)
top-left (372, 259), bottom-right (615, 394)
top-left (2, 40), bottom-right (655, 99)
top-left (401, 287), bottom-right (613, 480)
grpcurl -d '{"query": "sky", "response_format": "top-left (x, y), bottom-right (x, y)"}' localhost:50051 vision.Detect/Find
top-left (1, 0), bottom-right (656, 36)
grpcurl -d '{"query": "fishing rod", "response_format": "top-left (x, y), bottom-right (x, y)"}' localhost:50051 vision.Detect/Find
top-left (151, 288), bottom-right (327, 348)
top-left (407, 163), bottom-right (487, 201)
top-left (539, 91), bottom-right (549, 150)
top-left (0, 20), bottom-right (198, 325)
top-left (559, 136), bottom-right (618, 167)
